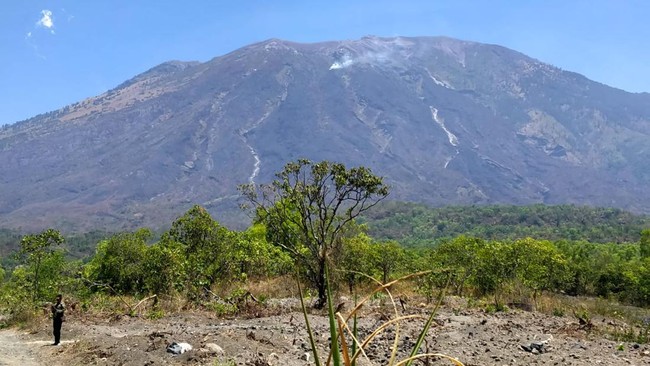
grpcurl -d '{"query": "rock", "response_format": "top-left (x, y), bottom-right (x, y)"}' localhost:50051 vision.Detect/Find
top-left (204, 343), bottom-right (225, 355)
top-left (521, 342), bottom-right (545, 354)
top-left (300, 352), bottom-right (311, 361)
top-left (166, 342), bottom-right (193, 355)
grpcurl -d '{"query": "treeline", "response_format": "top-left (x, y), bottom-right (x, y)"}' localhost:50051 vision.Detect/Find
top-left (362, 202), bottom-right (650, 246)
top-left (0, 206), bottom-right (291, 312)
top-left (415, 234), bottom-right (650, 308)
top-left (0, 229), bottom-right (112, 270)
top-left (2, 204), bottom-right (650, 319)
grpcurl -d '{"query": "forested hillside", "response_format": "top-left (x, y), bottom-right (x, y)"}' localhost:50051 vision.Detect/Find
top-left (362, 202), bottom-right (650, 246)
top-left (0, 229), bottom-right (112, 269)
top-left (2, 203), bottom-right (647, 270)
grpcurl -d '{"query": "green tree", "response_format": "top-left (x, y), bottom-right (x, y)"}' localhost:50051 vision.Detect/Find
top-left (35, 250), bottom-right (69, 300)
top-left (371, 240), bottom-right (405, 284)
top-left (19, 229), bottom-right (64, 301)
top-left (85, 228), bottom-right (151, 294)
top-left (164, 205), bottom-right (237, 300)
top-left (640, 229), bottom-right (650, 259)
top-left (473, 241), bottom-right (513, 307)
top-left (622, 257), bottom-right (650, 306)
top-left (509, 238), bottom-right (570, 304)
top-left (340, 232), bottom-right (374, 294)
top-left (432, 236), bottom-right (483, 296)
top-left (142, 240), bottom-right (185, 295)
top-left (240, 159), bottom-right (389, 307)
top-left (234, 223), bottom-right (292, 280)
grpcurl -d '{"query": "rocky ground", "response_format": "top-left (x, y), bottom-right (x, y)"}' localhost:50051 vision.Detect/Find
top-left (3, 298), bottom-right (650, 366)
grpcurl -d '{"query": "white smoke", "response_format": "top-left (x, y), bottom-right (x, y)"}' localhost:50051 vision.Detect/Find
top-left (329, 55), bottom-right (355, 70)
top-left (329, 37), bottom-right (412, 71)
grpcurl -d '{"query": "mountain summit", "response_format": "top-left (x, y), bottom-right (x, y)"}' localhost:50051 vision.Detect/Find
top-left (2, 36), bottom-right (649, 231)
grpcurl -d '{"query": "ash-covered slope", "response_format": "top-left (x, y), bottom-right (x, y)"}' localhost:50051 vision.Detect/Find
top-left (1, 36), bottom-right (649, 231)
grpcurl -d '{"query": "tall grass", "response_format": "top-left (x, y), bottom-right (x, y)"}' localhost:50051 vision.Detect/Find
top-left (298, 265), bottom-right (464, 366)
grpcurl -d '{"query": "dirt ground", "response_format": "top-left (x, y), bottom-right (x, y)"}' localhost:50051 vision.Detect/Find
top-left (3, 298), bottom-right (650, 366)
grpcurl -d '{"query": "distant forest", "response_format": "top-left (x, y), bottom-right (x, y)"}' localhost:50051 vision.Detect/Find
top-left (361, 202), bottom-right (650, 246)
top-left (0, 229), bottom-right (112, 269)
top-left (1, 203), bottom-right (648, 270)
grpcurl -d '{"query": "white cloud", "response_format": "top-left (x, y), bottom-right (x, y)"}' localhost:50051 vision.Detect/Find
top-left (61, 8), bottom-right (74, 22)
top-left (36, 10), bottom-right (55, 34)
top-left (26, 32), bottom-right (32, 38)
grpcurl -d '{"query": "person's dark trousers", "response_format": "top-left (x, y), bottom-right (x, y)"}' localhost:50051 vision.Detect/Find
top-left (53, 317), bottom-right (62, 345)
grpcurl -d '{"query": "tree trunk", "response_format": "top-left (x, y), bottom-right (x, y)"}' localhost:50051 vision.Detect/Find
top-left (315, 261), bottom-right (327, 309)
top-left (33, 256), bottom-right (41, 302)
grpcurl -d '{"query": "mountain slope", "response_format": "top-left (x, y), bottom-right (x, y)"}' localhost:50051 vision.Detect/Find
top-left (1, 36), bottom-right (649, 231)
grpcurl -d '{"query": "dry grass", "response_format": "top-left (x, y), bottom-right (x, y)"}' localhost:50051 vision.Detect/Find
top-left (241, 275), bottom-right (298, 299)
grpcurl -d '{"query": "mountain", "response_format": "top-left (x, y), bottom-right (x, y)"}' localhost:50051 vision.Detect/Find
top-left (1, 36), bottom-right (650, 232)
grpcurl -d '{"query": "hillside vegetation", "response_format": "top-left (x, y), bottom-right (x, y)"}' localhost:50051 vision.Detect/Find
top-left (1, 204), bottom-right (650, 315)
top-left (2, 203), bottom-right (646, 269)
top-left (363, 202), bottom-right (650, 246)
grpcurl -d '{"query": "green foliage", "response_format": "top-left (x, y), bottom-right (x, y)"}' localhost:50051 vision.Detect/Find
top-left (19, 228), bottom-right (65, 301)
top-left (0, 252), bottom-right (81, 325)
top-left (423, 237), bottom-right (571, 307)
top-left (143, 239), bottom-right (185, 295)
top-left (473, 241), bottom-right (513, 306)
top-left (77, 205), bottom-right (290, 302)
top-left (552, 307), bottom-right (565, 317)
top-left (508, 238), bottom-right (571, 297)
top-left (641, 229), bottom-right (650, 259)
top-left (146, 308), bottom-right (165, 320)
top-left (430, 236), bottom-right (483, 296)
top-left (64, 230), bottom-right (114, 261)
top-left (370, 240), bottom-right (405, 284)
top-left (1, 229), bottom-right (111, 273)
top-left (363, 202), bottom-right (650, 246)
top-left (0, 266), bottom-right (34, 320)
top-left (164, 205), bottom-right (238, 300)
top-left (340, 232), bottom-right (374, 294)
top-left (234, 223), bottom-right (292, 279)
top-left (207, 301), bottom-right (238, 316)
top-left (33, 250), bottom-right (70, 300)
top-left (3, 183), bottom-right (650, 327)
top-left (484, 303), bottom-right (509, 313)
top-left (85, 228), bottom-right (151, 294)
top-left (240, 159), bottom-right (389, 307)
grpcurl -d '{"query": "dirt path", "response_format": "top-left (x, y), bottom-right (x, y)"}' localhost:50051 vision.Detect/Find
top-left (0, 328), bottom-right (77, 366)
top-left (0, 329), bottom-right (48, 366)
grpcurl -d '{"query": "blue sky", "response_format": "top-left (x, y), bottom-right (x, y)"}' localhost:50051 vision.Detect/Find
top-left (1, 1), bottom-right (648, 125)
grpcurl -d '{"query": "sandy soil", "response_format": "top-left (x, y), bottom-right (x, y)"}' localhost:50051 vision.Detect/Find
top-left (3, 299), bottom-right (650, 366)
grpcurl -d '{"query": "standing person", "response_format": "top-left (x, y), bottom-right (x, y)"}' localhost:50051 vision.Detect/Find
top-left (51, 294), bottom-right (65, 345)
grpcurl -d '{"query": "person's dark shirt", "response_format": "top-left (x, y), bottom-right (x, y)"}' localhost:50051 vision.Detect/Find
top-left (52, 301), bottom-right (65, 320)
